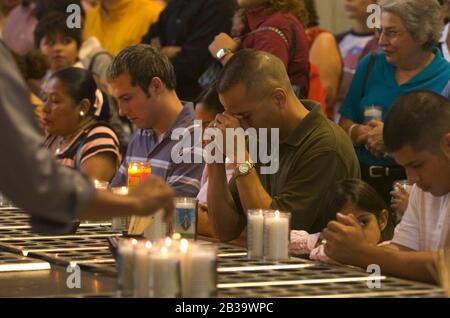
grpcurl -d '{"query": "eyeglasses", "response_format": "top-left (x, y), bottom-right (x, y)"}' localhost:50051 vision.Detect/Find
top-left (375, 28), bottom-right (405, 39)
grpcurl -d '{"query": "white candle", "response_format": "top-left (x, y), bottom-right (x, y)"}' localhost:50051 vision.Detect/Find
top-left (247, 210), bottom-right (264, 259)
top-left (179, 241), bottom-right (216, 298)
top-left (117, 239), bottom-right (137, 297)
top-left (173, 198), bottom-right (197, 239)
top-left (143, 209), bottom-right (167, 241)
top-left (364, 105), bottom-right (383, 123)
top-left (264, 211), bottom-right (290, 261)
top-left (182, 245), bottom-right (217, 298)
top-left (150, 246), bottom-right (181, 298)
top-left (134, 241), bottom-right (153, 298)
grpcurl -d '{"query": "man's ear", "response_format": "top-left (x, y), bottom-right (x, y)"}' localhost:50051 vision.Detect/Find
top-left (272, 88), bottom-right (287, 109)
top-left (441, 133), bottom-right (450, 160)
top-left (378, 209), bottom-right (389, 231)
top-left (147, 77), bottom-right (164, 96)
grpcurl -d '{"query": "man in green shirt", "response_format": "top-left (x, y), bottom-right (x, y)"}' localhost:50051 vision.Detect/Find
top-left (206, 49), bottom-right (360, 242)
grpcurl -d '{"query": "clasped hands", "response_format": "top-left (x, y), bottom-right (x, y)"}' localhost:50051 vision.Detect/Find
top-left (203, 111), bottom-right (250, 163)
top-left (354, 121), bottom-right (387, 158)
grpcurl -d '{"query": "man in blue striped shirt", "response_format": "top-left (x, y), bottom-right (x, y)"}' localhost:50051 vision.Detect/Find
top-left (108, 44), bottom-right (204, 197)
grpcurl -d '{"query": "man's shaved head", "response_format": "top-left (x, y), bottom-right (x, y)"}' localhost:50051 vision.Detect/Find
top-left (217, 49), bottom-right (293, 101)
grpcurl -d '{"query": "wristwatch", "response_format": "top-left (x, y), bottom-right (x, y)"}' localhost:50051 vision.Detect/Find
top-left (216, 48), bottom-right (232, 60)
top-left (235, 161), bottom-right (255, 178)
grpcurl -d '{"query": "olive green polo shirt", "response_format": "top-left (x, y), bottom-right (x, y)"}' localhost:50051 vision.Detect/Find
top-left (231, 101), bottom-right (360, 233)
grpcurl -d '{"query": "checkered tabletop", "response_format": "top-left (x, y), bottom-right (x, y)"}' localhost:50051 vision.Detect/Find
top-left (0, 208), bottom-right (445, 297)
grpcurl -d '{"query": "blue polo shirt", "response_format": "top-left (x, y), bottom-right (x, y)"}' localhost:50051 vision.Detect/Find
top-left (340, 48), bottom-right (450, 166)
top-left (110, 103), bottom-right (204, 197)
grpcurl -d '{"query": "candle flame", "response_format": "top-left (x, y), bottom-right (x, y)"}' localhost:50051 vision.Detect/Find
top-left (131, 239), bottom-right (138, 245)
top-left (172, 233), bottom-right (181, 240)
top-left (161, 246), bottom-right (168, 255)
top-left (274, 210), bottom-right (280, 218)
top-left (145, 241), bottom-right (152, 249)
top-left (165, 237), bottom-right (172, 247)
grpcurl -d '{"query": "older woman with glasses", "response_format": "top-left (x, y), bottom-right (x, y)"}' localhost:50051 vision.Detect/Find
top-left (338, 0), bottom-right (450, 204)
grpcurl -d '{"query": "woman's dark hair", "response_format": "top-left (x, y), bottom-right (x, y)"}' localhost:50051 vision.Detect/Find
top-left (49, 67), bottom-right (110, 121)
top-left (324, 179), bottom-right (395, 242)
top-left (303, 0), bottom-right (319, 28)
top-left (195, 85), bottom-right (225, 115)
top-left (34, 11), bottom-right (82, 49)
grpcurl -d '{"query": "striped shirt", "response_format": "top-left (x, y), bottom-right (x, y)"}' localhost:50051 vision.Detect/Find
top-left (110, 103), bottom-right (204, 197)
top-left (44, 122), bottom-right (121, 170)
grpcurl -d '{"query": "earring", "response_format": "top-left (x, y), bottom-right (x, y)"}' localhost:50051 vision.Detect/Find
top-left (80, 110), bottom-right (85, 116)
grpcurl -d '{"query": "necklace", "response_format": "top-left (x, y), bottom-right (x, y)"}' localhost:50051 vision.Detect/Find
top-left (55, 118), bottom-right (96, 155)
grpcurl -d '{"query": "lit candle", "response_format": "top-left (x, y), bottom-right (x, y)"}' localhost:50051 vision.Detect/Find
top-left (117, 238), bottom-right (137, 297)
top-left (134, 241), bottom-right (153, 297)
top-left (173, 197), bottom-right (197, 239)
top-left (150, 246), bottom-right (181, 298)
top-left (264, 211), bottom-right (290, 261)
top-left (127, 162), bottom-right (151, 189)
top-left (93, 179), bottom-right (109, 190)
top-left (182, 243), bottom-right (217, 298)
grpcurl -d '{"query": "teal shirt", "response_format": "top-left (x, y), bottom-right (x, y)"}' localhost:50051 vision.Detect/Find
top-left (339, 48), bottom-right (450, 166)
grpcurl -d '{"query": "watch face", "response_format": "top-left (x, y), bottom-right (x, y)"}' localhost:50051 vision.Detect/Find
top-left (216, 49), bottom-right (225, 59)
top-left (239, 164), bottom-right (249, 174)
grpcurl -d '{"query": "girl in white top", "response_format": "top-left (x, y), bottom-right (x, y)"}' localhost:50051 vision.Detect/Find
top-left (290, 179), bottom-right (395, 263)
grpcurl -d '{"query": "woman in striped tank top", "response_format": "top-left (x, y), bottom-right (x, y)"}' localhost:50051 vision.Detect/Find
top-left (42, 67), bottom-right (121, 182)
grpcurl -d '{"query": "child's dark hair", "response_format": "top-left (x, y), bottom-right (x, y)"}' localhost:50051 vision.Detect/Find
top-left (34, 12), bottom-right (83, 49)
top-left (324, 179), bottom-right (395, 242)
top-left (195, 85), bottom-right (225, 115)
top-left (49, 67), bottom-right (110, 121)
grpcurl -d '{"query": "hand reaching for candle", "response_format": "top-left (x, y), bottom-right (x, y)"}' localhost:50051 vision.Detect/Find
top-left (128, 176), bottom-right (175, 221)
top-left (366, 121), bottom-right (386, 158)
top-left (323, 213), bottom-right (370, 266)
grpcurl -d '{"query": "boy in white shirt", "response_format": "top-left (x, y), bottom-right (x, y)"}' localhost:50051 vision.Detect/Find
top-left (324, 90), bottom-right (450, 283)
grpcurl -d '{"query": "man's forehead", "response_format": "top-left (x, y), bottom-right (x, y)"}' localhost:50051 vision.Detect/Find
top-left (393, 144), bottom-right (431, 165)
top-left (218, 84), bottom-right (257, 113)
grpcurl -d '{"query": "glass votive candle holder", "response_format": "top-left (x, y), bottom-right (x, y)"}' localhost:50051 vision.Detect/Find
top-left (117, 238), bottom-right (138, 297)
top-left (111, 187), bottom-right (130, 232)
top-left (173, 197), bottom-right (198, 239)
top-left (247, 209), bottom-right (265, 259)
top-left (263, 210), bottom-right (291, 261)
top-left (363, 105), bottom-right (383, 123)
top-left (180, 242), bottom-right (217, 298)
